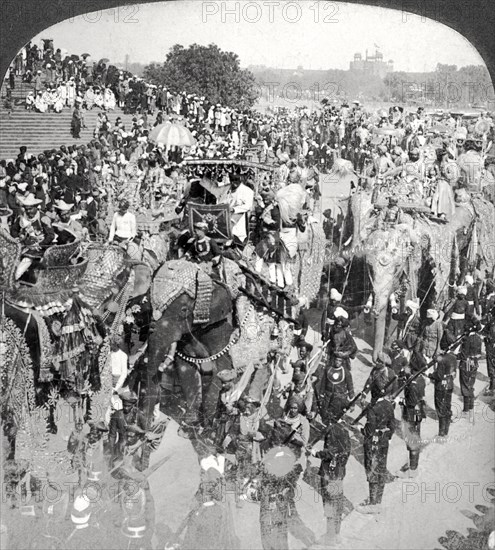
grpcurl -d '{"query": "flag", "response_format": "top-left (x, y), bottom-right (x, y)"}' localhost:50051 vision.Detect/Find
top-left (374, 43), bottom-right (380, 49)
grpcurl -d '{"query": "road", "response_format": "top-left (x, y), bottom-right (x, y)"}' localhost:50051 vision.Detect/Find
top-left (147, 173), bottom-right (494, 549)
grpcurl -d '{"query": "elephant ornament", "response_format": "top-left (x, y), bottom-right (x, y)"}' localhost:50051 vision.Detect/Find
top-left (349, 189), bottom-right (495, 359)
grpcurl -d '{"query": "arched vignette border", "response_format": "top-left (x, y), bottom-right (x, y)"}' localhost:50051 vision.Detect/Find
top-left (0, 0), bottom-right (494, 92)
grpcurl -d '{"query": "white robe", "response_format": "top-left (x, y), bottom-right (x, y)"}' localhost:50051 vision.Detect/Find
top-left (103, 89), bottom-right (116, 110)
top-left (35, 94), bottom-right (47, 113)
top-left (223, 183), bottom-right (254, 243)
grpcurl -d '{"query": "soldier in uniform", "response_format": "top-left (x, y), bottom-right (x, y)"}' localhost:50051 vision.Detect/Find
top-left (258, 462), bottom-right (304, 550)
top-left (309, 396), bottom-right (351, 546)
top-left (459, 319), bottom-right (483, 417)
top-left (185, 221), bottom-right (221, 263)
top-left (415, 308), bottom-right (443, 362)
top-left (396, 356), bottom-right (426, 478)
top-left (327, 310), bottom-right (358, 371)
top-left (319, 355), bottom-right (355, 424)
top-left (443, 286), bottom-right (469, 343)
top-left (360, 352), bottom-right (397, 407)
top-left (258, 425), bottom-right (315, 550)
top-left (356, 386), bottom-right (396, 514)
top-left (428, 353), bottom-right (457, 437)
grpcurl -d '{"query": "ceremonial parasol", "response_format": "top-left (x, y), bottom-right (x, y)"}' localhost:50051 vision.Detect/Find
top-left (149, 122), bottom-right (197, 147)
top-left (81, 53), bottom-right (91, 58)
top-left (98, 58), bottom-right (110, 65)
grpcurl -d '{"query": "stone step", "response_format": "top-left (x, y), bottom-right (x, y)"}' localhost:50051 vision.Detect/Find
top-left (0, 103), bottom-right (141, 158)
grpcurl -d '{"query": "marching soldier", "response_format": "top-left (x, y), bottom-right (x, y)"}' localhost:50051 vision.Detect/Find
top-left (258, 462), bottom-right (305, 550)
top-left (356, 386), bottom-right (396, 514)
top-left (309, 396), bottom-right (351, 546)
top-left (415, 309), bottom-right (443, 362)
top-left (328, 310), bottom-right (358, 371)
top-left (459, 319), bottom-right (483, 418)
top-left (360, 352), bottom-right (397, 407)
top-left (443, 286), bottom-right (470, 342)
top-left (396, 357), bottom-right (426, 478)
top-left (428, 353), bottom-right (457, 437)
top-left (319, 355), bottom-right (355, 424)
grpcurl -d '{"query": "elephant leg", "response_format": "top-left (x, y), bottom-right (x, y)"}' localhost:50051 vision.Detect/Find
top-left (201, 372), bottom-right (222, 427)
top-left (176, 360), bottom-right (203, 426)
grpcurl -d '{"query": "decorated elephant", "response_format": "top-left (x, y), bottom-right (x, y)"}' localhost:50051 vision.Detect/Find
top-left (127, 257), bottom-right (293, 432)
top-left (0, 231), bottom-right (136, 466)
top-left (349, 188), bottom-right (495, 359)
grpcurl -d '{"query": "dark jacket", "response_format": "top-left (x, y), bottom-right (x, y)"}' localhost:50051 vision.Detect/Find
top-left (363, 398), bottom-right (396, 446)
top-left (315, 423), bottom-right (351, 481)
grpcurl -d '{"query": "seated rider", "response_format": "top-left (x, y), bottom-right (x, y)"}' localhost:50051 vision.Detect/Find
top-left (53, 200), bottom-right (87, 243)
top-left (108, 199), bottom-right (137, 250)
top-left (185, 221), bottom-right (221, 264)
top-left (11, 193), bottom-right (55, 280)
top-left (377, 196), bottom-right (403, 229)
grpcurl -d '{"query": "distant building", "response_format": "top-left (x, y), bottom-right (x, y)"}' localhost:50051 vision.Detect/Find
top-left (350, 49), bottom-right (393, 78)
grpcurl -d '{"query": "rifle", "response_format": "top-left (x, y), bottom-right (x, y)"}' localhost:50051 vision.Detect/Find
top-left (351, 332), bottom-right (467, 426)
top-left (305, 389), bottom-right (365, 448)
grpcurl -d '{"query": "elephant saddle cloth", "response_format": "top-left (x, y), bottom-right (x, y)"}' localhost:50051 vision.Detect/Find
top-left (150, 258), bottom-right (216, 324)
top-left (152, 258), bottom-right (245, 324)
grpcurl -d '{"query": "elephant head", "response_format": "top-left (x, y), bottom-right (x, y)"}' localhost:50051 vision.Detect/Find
top-left (364, 224), bottom-right (418, 359)
top-left (141, 274), bottom-right (233, 422)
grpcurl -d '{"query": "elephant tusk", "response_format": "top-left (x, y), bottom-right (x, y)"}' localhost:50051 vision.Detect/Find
top-left (364, 293), bottom-right (373, 314)
top-left (389, 293), bottom-right (398, 314)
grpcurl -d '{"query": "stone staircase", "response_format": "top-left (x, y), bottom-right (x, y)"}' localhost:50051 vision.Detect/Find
top-left (0, 76), bottom-right (138, 160)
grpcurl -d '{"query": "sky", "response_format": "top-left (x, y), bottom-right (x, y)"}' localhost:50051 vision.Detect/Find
top-left (29, 1), bottom-right (485, 72)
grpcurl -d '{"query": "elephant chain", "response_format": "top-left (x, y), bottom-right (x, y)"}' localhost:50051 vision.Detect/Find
top-left (175, 303), bottom-right (255, 365)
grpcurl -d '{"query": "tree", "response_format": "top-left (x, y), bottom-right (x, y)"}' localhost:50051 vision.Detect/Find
top-left (143, 43), bottom-right (258, 110)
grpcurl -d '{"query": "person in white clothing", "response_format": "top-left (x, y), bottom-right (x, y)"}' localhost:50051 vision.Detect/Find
top-left (105, 336), bottom-right (129, 424)
top-left (108, 200), bottom-right (137, 248)
top-left (224, 174), bottom-right (254, 244)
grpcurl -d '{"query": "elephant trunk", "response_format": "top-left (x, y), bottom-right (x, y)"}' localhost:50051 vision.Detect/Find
top-left (373, 304), bottom-right (388, 362)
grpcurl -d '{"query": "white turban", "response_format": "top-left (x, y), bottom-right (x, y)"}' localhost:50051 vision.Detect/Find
top-left (464, 275), bottom-right (474, 285)
top-left (334, 307), bottom-right (348, 319)
top-left (405, 300), bottom-right (420, 312)
top-left (426, 309), bottom-right (439, 321)
top-left (457, 286), bottom-right (467, 296)
top-left (330, 288), bottom-right (342, 301)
